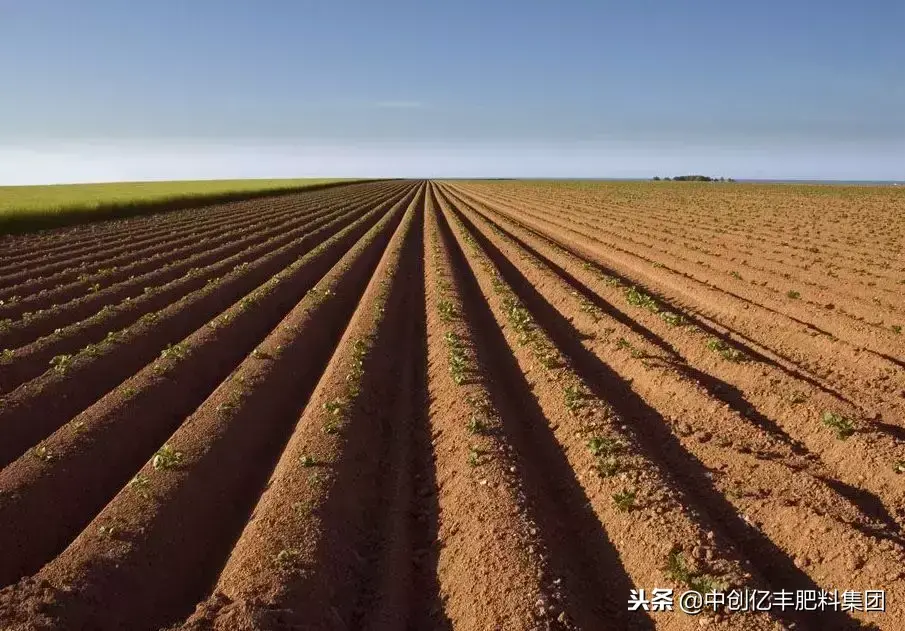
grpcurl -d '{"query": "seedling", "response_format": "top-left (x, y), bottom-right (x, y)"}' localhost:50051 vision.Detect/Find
top-left (821, 411), bottom-right (855, 440)
top-left (892, 325), bottom-right (902, 335)
top-left (98, 524), bottom-right (117, 538)
top-left (275, 548), bottom-right (300, 567)
top-left (578, 298), bottom-right (603, 322)
top-left (152, 444), bottom-right (183, 470)
top-left (49, 354), bottom-right (74, 374)
top-left (659, 311), bottom-right (685, 327)
top-left (729, 271), bottom-right (742, 280)
top-left (129, 473), bottom-right (151, 498)
top-left (616, 337), bottom-right (632, 350)
top-left (300, 455), bottom-right (317, 467)
top-left (625, 286), bottom-right (660, 313)
top-left (105, 330), bottom-right (125, 344)
top-left (705, 338), bottom-right (747, 362)
top-left (466, 414), bottom-right (488, 434)
top-left (534, 346), bottom-right (559, 370)
top-left (564, 383), bottom-right (588, 413)
top-left (786, 290), bottom-right (801, 299)
top-left (323, 420), bottom-right (340, 435)
top-left (788, 391), bottom-right (808, 405)
top-left (1, 349), bottom-right (14, 360)
top-left (437, 299), bottom-right (457, 322)
top-left (160, 342), bottom-right (189, 361)
top-left (323, 398), bottom-right (345, 416)
top-left (32, 445), bottom-right (53, 462)
top-left (612, 488), bottom-right (637, 512)
top-left (587, 436), bottom-right (621, 458)
top-left (445, 332), bottom-right (471, 384)
top-left (467, 448), bottom-right (481, 467)
top-left (893, 460), bottom-right (905, 474)
top-left (88, 283), bottom-right (101, 293)
top-left (664, 548), bottom-right (725, 595)
top-left (595, 457), bottom-right (620, 478)
top-left (251, 347), bottom-right (273, 360)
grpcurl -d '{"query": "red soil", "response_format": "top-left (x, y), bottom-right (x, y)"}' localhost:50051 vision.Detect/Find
top-left (0, 179), bottom-right (901, 630)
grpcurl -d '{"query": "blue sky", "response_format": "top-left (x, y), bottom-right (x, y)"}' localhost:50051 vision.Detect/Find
top-left (1, 0), bottom-right (903, 183)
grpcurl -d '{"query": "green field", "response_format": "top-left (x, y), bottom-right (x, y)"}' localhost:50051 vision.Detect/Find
top-left (0, 178), bottom-right (357, 234)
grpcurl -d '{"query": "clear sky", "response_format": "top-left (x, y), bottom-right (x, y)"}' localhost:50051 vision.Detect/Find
top-left (1, 0), bottom-right (903, 183)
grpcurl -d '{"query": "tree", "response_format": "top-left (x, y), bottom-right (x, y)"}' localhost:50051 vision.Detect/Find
top-left (652, 176), bottom-right (661, 181)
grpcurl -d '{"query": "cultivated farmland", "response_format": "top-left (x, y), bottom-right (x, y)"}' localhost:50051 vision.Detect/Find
top-left (0, 179), bottom-right (902, 630)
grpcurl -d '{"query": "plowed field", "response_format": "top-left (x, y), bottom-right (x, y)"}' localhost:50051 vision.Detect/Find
top-left (0, 179), bottom-right (902, 630)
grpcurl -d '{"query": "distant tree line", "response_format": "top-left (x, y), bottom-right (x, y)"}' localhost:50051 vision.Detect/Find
top-left (652, 175), bottom-right (736, 182)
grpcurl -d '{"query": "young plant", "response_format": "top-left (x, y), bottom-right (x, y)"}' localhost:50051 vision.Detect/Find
top-left (587, 436), bottom-right (621, 458)
top-left (437, 299), bottom-right (457, 322)
top-left (32, 444), bottom-right (53, 462)
top-left (49, 354), bottom-right (74, 375)
top-left (564, 383), bottom-right (588, 414)
top-left (152, 444), bottom-right (184, 470)
top-left (625, 286), bottom-right (660, 313)
top-left (98, 524), bottom-right (117, 538)
top-left (323, 398), bottom-right (345, 416)
top-left (160, 342), bottom-right (189, 361)
top-left (659, 311), bottom-right (685, 327)
top-left (466, 413), bottom-right (488, 435)
top-left (595, 457), bottom-right (620, 478)
top-left (786, 290), bottom-right (801, 299)
top-left (705, 337), bottom-right (747, 362)
top-left (299, 455), bottom-right (317, 467)
top-left (612, 488), bottom-right (637, 512)
top-left (821, 411), bottom-right (855, 440)
top-left (577, 298), bottom-right (603, 322)
top-left (275, 548), bottom-right (300, 567)
top-left (129, 473), bottom-right (151, 498)
top-left (445, 331), bottom-right (470, 385)
top-left (664, 548), bottom-right (725, 594)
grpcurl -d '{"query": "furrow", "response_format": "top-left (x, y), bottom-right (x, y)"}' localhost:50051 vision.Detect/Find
top-left (0, 183), bottom-right (406, 356)
top-left (0, 185), bottom-right (419, 468)
top-left (174, 186), bottom-right (425, 631)
top-left (0, 185), bottom-right (413, 588)
top-left (439, 184), bottom-right (905, 626)
top-left (0, 182), bottom-right (403, 320)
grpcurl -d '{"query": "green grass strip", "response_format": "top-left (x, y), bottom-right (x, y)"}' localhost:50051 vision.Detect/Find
top-left (0, 178), bottom-right (375, 235)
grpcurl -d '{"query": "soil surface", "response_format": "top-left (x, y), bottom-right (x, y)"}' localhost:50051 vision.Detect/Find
top-left (0, 179), bottom-right (902, 630)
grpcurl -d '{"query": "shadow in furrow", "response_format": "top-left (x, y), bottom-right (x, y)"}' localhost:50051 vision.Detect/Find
top-left (817, 477), bottom-right (905, 546)
top-left (404, 229), bottom-right (453, 631)
top-left (870, 420), bottom-right (905, 442)
top-left (450, 206), bottom-right (860, 630)
top-left (451, 187), bottom-right (857, 407)
top-left (662, 359), bottom-right (814, 458)
top-left (456, 197), bottom-right (815, 460)
top-left (436, 208), bottom-right (653, 630)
